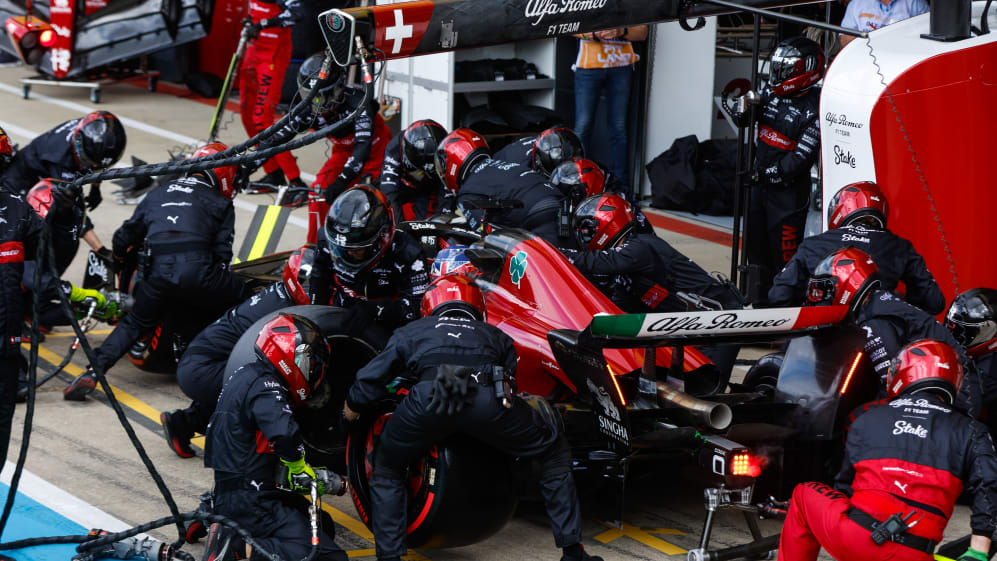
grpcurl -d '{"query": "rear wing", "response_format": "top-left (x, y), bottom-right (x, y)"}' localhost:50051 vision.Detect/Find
top-left (580, 306), bottom-right (850, 349)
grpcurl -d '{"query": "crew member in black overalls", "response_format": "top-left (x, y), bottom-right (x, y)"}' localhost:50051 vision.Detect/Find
top-left (946, 288), bottom-right (997, 436)
top-left (343, 274), bottom-right (602, 561)
top-left (201, 313), bottom-right (347, 561)
top-left (63, 143), bottom-right (251, 400)
top-left (377, 119), bottom-right (449, 221)
top-left (740, 37), bottom-right (823, 304)
top-left (436, 129), bottom-right (566, 245)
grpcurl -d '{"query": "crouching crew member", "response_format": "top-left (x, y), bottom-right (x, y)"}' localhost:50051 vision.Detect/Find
top-left (804, 247), bottom-right (982, 417)
top-left (201, 313), bottom-right (348, 561)
top-left (343, 275), bottom-right (602, 561)
top-left (436, 129), bottom-right (567, 245)
top-left (779, 339), bottom-right (997, 561)
top-left (769, 182), bottom-right (944, 314)
top-left (311, 186), bottom-right (428, 329)
top-left (160, 246), bottom-right (314, 458)
top-left (377, 119), bottom-right (449, 221)
top-left (64, 143), bottom-right (251, 400)
top-left (946, 289), bottom-right (997, 435)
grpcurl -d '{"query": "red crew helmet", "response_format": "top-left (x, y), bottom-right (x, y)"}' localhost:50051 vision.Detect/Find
top-left (421, 274), bottom-right (487, 321)
top-left (804, 247), bottom-right (881, 312)
top-left (573, 193), bottom-right (636, 251)
top-left (283, 245), bottom-right (316, 306)
top-left (255, 313), bottom-right (331, 407)
top-left (827, 182), bottom-right (889, 230)
top-left (886, 339), bottom-right (964, 403)
top-left (27, 178), bottom-right (83, 219)
top-left (434, 129), bottom-right (490, 194)
top-left (549, 158), bottom-right (607, 204)
top-left (768, 37), bottom-right (825, 97)
top-left (189, 142), bottom-right (237, 199)
top-left (0, 125), bottom-right (12, 170)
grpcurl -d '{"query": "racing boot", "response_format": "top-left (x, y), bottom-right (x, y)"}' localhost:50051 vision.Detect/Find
top-left (203, 523), bottom-right (237, 561)
top-left (63, 366), bottom-right (98, 401)
top-left (282, 177), bottom-right (310, 208)
top-left (15, 368), bottom-right (28, 404)
top-left (184, 491), bottom-right (214, 543)
top-left (560, 545), bottom-right (604, 561)
top-left (160, 410), bottom-right (196, 458)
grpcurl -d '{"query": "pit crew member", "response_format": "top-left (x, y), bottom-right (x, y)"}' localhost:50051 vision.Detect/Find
top-left (201, 313), bottom-right (347, 561)
top-left (946, 288), bottom-right (997, 435)
top-left (64, 143), bottom-right (251, 400)
top-left (310, 186), bottom-right (428, 329)
top-left (342, 274), bottom-right (603, 561)
top-left (779, 339), bottom-right (997, 561)
top-left (377, 119), bottom-right (449, 221)
top-left (768, 182), bottom-right (944, 314)
top-left (804, 247), bottom-right (982, 417)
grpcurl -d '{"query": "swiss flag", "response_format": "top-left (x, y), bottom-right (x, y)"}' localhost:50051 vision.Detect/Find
top-left (373, 2), bottom-right (434, 58)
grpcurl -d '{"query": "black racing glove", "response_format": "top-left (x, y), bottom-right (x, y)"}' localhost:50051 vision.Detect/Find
top-left (85, 184), bottom-right (102, 211)
top-left (95, 246), bottom-right (119, 274)
top-left (51, 182), bottom-right (83, 211)
top-left (243, 18), bottom-right (262, 39)
top-left (426, 367), bottom-right (471, 416)
top-left (324, 177), bottom-right (350, 205)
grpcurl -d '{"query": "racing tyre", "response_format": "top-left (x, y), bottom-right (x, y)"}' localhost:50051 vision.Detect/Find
top-left (742, 353), bottom-right (783, 397)
top-left (345, 411), bottom-right (518, 549)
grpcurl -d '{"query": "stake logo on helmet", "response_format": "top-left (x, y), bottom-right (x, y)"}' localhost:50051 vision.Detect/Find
top-left (531, 127), bottom-right (584, 177)
top-left (549, 158), bottom-right (606, 204)
top-left (421, 273), bottom-right (487, 321)
top-left (189, 142), bottom-right (238, 200)
top-left (827, 181), bottom-right (889, 229)
top-left (401, 120), bottom-right (448, 184)
top-left (573, 193), bottom-right (635, 251)
top-left (804, 247), bottom-right (880, 312)
top-left (72, 111), bottom-right (127, 170)
top-left (768, 37), bottom-right (825, 97)
top-left (946, 288), bottom-right (997, 358)
top-left (283, 244), bottom-right (317, 305)
top-left (0, 125), bottom-right (12, 170)
top-left (255, 313), bottom-right (331, 407)
top-left (886, 339), bottom-right (964, 403)
top-left (434, 129), bottom-right (490, 194)
top-left (325, 186), bottom-right (395, 273)
top-left (297, 53), bottom-right (346, 113)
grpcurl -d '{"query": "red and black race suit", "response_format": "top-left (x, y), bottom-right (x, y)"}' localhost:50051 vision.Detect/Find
top-left (310, 229), bottom-right (428, 329)
top-left (205, 361), bottom-right (348, 561)
top-left (747, 87), bottom-right (820, 303)
top-left (562, 232), bottom-right (739, 314)
top-left (457, 158), bottom-right (565, 245)
top-left (768, 225), bottom-right (945, 314)
top-left (239, 0), bottom-right (303, 181)
top-left (779, 394), bottom-right (997, 561)
top-left (376, 135), bottom-right (450, 221)
top-left (172, 281), bottom-right (298, 437)
top-left (345, 315), bottom-right (581, 559)
top-left (858, 289), bottom-right (982, 418)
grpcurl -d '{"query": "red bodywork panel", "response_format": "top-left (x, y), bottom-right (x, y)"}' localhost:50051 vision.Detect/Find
top-left (869, 42), bottom-right (997, 302)
top-left (482, 235), bottom-right (711, 398)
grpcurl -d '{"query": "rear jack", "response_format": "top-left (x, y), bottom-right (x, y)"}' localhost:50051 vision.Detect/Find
top-left (687, 485), bottom-right (781, 561)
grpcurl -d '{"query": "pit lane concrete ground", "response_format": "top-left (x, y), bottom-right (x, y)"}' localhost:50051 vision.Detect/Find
top-left (0, 65), bottom-right (977, 561)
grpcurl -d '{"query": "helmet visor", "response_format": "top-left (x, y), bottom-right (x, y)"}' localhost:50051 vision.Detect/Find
top-left (575, 217), bottom-right (600, 248)
top-left (769, 49), bottom-right (802, 87)
top-left (805, 277), bottom-right (836, 307)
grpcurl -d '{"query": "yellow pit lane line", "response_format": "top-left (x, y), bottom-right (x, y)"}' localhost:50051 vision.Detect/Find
top-left (35, 340), bottom-right (432, 560)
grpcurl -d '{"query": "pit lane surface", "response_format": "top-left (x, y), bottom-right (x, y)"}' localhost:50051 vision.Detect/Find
top-left (0, 65), bottom-right (978, 561)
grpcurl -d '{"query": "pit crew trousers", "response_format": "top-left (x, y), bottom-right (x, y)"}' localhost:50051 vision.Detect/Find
top-left (746, 182), bottom-right (809, 305)
top-left (239, 34), bottom-right (301, 181)
top-left (312, 118), bottom-right (391, 196)
top-left (0, 356), bottom-right (18, 469)
top-left (369, 381), bottom-right (582, 558)
top-left (92, 251), bottom-right (249, 373)
top-left (214, 486), bottom-right (347, 561)
top-left (778, 481), bottom-right (933, 561)
top-left (172, 350), bottom-right (226, 438)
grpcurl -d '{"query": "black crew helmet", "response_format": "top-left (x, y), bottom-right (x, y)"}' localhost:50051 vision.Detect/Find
top-left (324, 186), bottom-right (395, 273)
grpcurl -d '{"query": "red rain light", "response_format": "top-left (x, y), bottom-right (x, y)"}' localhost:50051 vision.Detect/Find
top-left (39, 29), bottom-right (55, 47)
top-left (731, 453), bottom-right (761, 477)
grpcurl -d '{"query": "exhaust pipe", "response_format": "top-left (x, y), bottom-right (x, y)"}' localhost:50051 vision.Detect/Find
top-left (656, 381), bottom-right (733, 431)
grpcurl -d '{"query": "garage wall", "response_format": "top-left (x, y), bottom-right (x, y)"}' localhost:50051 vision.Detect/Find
top-left (640, 19), bottom-right (717, 197)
